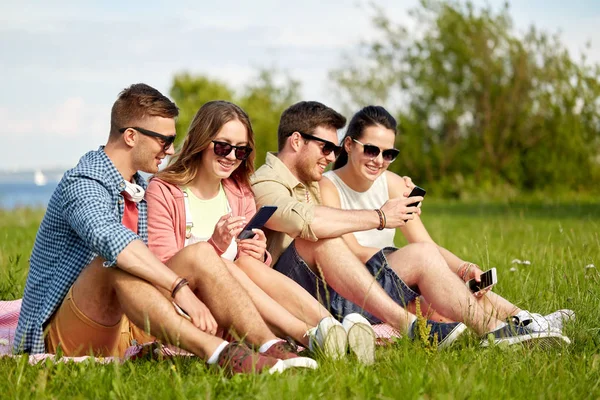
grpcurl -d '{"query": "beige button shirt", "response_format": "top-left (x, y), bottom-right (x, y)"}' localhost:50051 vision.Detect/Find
top-left (251, 152), bottom-right (321, 263)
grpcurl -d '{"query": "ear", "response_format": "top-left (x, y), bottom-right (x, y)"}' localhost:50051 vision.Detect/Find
top-left (122, 128), bottom-right (137, 149)
top-left (343, 136), bottom-right (353, 153)
top-left (288, 131), bottom-right (303, 153)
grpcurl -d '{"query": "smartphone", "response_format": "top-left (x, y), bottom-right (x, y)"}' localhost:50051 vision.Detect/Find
top-left (466, 268), bottom-right (498, 293)
top-left (237, 206), bottom-right (278, 240)
top-left (172, 301), bottom-right (191, 321)
top-left (406, 186), bottom-right (426, 211)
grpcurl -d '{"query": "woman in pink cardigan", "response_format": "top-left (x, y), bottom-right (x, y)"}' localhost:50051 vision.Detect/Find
top-left (146, 101), bottom-right (374, 360)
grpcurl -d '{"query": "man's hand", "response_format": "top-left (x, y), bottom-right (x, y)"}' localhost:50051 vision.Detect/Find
top-left (211, 214), bottom-right (246, 252)
top-left (237, 229), bottom-right (267, 261)
top-left (173, 285), bottom-right (218, 335)
top-left (380, 195), bottom-right (424, 228)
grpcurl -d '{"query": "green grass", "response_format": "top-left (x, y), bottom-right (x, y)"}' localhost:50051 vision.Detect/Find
top-left (1, 200), bottom-right (600, 399)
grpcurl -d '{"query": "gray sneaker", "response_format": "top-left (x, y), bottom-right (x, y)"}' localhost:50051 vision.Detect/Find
top-left (307, 317), bottom-right (348, 359)
top-left (342, 313), bottom-right (376, 365)
top-left (481, 323), bottom-right (571, 348)
top-left (409, 321), bottom-right (468, 349)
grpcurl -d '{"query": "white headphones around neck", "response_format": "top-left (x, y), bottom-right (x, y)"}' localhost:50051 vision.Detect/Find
top-left (122, 181), bottom-right (145, 203)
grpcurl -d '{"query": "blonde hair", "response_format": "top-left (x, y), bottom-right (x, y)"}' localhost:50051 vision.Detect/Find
top-left (155, 101), bottom-right (255, 187)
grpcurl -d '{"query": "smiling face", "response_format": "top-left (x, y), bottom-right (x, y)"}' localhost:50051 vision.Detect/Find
top-left (130, 116), bottom-right (177, 174)
top-left (295, 125), bottom-right (339, 184)
top-left (345, 124), bottom-right (396, 182)
top-left (201, 119), bottom-right (249, 181)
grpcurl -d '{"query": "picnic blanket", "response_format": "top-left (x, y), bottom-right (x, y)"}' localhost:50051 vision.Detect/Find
top-left (0, 299), bottom-right (400, 364)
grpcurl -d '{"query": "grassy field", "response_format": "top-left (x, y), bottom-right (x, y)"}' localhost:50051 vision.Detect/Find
top-left (1, 200), bottom-right (599, 399)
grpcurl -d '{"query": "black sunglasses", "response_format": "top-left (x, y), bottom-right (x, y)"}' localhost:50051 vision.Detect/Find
top-left (352, 138), bottom-right (399, 163)
top-left (119, 127), bottom-right (176, 152)
top-left (212, 140), bottom-right (253, 161)
top-left (288, 131), bottom-right (342, 157)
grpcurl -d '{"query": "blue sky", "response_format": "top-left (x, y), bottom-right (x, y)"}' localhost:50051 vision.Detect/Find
top-left (1, 0), bottom-right (599, 170)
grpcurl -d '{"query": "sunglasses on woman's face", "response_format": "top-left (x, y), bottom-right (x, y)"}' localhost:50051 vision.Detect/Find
top-left (352, 138), bottom-right (400, 163)
top-left (288, 131), bottom-right (342, 157)
top-left (212, 140), bottom-right (253, 160)
top-left (119, 127), bottom-right (176, 152)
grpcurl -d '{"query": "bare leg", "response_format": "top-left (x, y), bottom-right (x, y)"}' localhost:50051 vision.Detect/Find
top-left (223, 257), bottom-right (313, 346)
top-left (72, 258), bottom-right (224, 359)
top-left (406, 292), bottom-right (521, 323)
top-left (385, 243), bottom-right (502, 335)
top-left (165, 242), bottom-right (278, 345)
top-left (295, 237), bottom-right (416, 332)
top-left (235, 256), bottom-right (330, 325)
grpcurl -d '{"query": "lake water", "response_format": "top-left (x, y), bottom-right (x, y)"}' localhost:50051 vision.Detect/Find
top-left (0, 182), bottom-right (59, 209)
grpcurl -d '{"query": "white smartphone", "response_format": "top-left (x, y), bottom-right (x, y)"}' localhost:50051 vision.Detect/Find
top-left (466, 268), bottom-right (497, 293)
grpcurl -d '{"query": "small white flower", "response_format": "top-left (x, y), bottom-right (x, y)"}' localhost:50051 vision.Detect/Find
top-left (523, 260), bottom-right (531, 265)
top-left (510, 267), bottom-right (517, 272)
top-left (511, 259), bottom-right (522, 264)
top-left (585, 264), bottom-right (596, 269)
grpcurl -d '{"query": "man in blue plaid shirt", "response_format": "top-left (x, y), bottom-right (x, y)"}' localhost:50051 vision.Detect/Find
top-left (14, 84), bottom-right (316, 375)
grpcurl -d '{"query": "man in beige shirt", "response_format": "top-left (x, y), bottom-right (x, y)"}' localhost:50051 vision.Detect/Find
top-left (252, 101), bottom-right (566, 349)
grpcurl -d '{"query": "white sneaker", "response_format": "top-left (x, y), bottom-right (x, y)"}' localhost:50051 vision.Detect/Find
top-left (517, 309), bottom-right (575, 333)
top-left (307, 317), bottom-right (348, 359)
top-left (342, 313), bottom-right (376, 365)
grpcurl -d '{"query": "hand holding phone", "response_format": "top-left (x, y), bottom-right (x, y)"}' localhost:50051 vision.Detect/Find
top-left (237, 206), bottom-right (278, 240)
top-left (406, 185), bottom-right (426, 211)
top-left (466, 268), bottom-right (497, 293)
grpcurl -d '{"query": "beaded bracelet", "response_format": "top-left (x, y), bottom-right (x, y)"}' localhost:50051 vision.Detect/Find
top-left (171, 278), bottom-right (190, 299)
top-left (374, 209), bottom-right (386, 230)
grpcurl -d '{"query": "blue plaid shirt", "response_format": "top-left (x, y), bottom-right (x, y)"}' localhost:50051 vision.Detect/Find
top-left (14, 147), bottom-right (148, 354)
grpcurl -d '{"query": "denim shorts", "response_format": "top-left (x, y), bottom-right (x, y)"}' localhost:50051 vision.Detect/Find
top-left (273, 242), bottom-right (420, 324)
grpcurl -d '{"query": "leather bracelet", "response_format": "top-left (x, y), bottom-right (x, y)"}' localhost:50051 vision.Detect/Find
top-left (171, 278), bottom-right (189, 299)
top-left (374, 209), bottom-right (385, 231)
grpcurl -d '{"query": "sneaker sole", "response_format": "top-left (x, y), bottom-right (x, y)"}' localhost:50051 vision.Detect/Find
top-left (268, 357), bottom-right (319, 374)
top-left (480, 332), bottom-right (571, 348)
top-left (322, 324), bottom-right (348, 360)
top-left (438, 323), bottom-right (468, 349)
top-left (347, 323), bottom-right (376, 365)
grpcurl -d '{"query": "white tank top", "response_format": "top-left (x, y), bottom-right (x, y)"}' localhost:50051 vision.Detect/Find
top-left (323, 171), bottom-right (396, 249)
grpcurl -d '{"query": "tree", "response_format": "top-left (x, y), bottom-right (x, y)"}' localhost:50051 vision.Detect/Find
top-left (169, 69), bottom-right (300, 168)
top-left (330, 0), bottom-right (600, 196)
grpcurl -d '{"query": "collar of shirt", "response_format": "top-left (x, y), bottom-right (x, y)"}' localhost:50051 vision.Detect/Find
top-left (263, 152), bottom-right (321, 204)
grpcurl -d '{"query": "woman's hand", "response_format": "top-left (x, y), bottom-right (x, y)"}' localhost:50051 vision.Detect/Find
top-left (237, 228), bottom-right (267, 261)
top-left (460, 263), bottom-right (492, 298)
top-left (211, 214), bottom-right (246, 252)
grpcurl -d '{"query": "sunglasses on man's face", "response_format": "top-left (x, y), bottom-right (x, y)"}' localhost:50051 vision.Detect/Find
top-left (288, 131), bottom-right (342, 157)
top-left (119, 127), bottom-right (176, 152)
top-left (352, 138), bottom-right (400, 163)
top-left (212, 140), bottom-right (253, 161)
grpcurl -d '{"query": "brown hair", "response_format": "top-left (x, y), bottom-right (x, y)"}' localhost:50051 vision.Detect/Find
top-left (109, 83), bottom-right (179, 139)
top-left (333, 105), bottom-right (397, 169)
top-left (277, 101), bottom-right (346, 151)
top-left (155, 101), bottom-right (255, 187)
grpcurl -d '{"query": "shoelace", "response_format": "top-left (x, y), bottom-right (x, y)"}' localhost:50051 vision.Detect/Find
top-left (220, 342), bottom-right (253, 368)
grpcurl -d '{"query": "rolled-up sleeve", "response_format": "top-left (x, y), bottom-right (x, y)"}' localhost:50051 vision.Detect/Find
top-left (252, 179), bottom-right (318, 242)
top-left (61, 173), bottom-right (139, 267)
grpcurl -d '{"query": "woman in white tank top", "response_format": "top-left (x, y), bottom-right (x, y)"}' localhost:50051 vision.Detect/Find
top-left (319, 106), bottom-right (544, 323)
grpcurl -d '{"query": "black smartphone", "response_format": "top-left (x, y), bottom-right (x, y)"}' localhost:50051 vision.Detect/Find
top-left (466, 268), bottom-right (498, 293)
top-left (406, 185), bottom-right (427, 210)
top-left (237, 206), bottom-right (278, 240)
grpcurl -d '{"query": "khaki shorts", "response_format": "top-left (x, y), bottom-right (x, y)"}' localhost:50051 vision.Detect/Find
top-left (45, 287), bottom-right (155, 358)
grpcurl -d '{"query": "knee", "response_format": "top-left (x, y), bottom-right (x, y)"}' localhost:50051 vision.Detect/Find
top-left (403, 242), bottom-right (445, 268)
top-left (186, 242), bottom-right (222, 272)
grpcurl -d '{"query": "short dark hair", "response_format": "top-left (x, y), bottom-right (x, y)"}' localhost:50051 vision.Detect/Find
top-left (109, 83), bottom-right (179, 139)
top-left (333, 105), bottom-right (397, 169)
top-left (277, 101), bottom-right (346, 151)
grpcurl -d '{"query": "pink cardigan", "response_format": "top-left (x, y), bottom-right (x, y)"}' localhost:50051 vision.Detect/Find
top-left (146, 177), bottom-right (272, 266)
